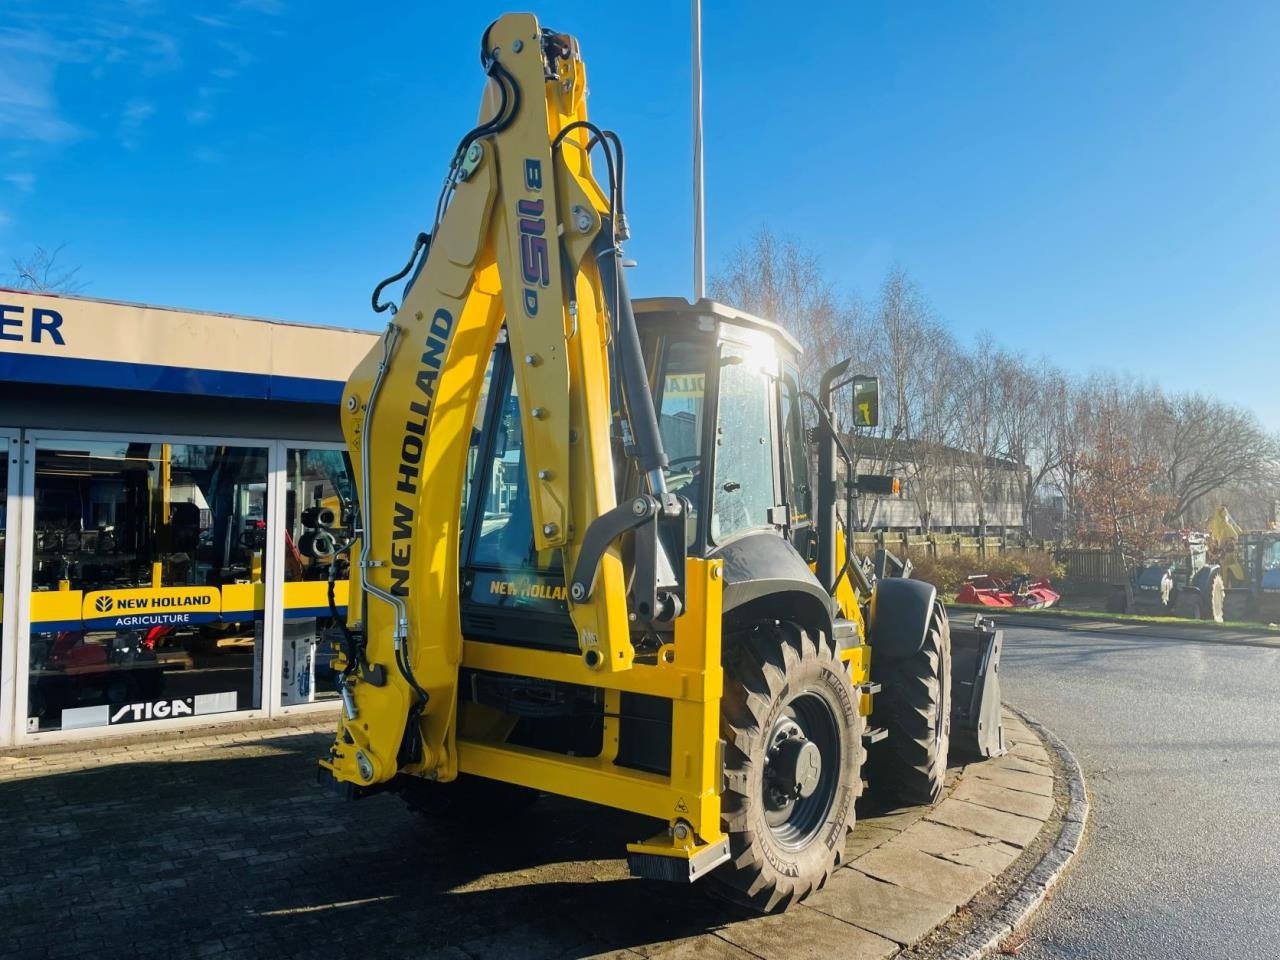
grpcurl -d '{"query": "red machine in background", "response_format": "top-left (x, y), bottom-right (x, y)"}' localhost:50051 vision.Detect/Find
top-left (957, 574), bottom-right (1061, 610)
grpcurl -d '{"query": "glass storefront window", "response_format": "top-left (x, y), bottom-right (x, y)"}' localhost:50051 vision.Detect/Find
top-left (280, 447), bottom-right (353, 706)
top-left (27, 440), bottom-right (268, 731)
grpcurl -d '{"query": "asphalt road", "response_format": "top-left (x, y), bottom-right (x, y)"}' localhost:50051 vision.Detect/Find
top-left (999, 625), bottom-right (1280, 960)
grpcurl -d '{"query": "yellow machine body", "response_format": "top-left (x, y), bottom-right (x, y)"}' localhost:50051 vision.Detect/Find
top-left (319, 13), bottom-right (877, 879)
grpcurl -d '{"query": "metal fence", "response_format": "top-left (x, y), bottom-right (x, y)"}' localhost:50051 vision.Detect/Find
top-left (1052, 548), bottom-right (1126, 584)
top-left (849, 532), bottom-right (1131, 583)
top-left (851, 531), bottom-right (1017, 560)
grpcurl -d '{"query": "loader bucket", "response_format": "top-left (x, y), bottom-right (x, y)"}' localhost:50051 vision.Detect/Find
top-left (949, 615), bottom-right (1007, 759)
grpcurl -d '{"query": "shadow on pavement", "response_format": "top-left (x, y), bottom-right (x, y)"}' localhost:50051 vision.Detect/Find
top-left (0, 732), bottom-right (762, 960)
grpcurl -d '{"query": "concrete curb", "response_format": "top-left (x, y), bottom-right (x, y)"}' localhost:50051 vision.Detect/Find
top-left (936, 706), bottom-right (1089, 960)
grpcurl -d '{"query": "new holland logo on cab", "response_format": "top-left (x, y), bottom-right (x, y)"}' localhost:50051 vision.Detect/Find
top-left (95, 595), bottom-right (114, 613)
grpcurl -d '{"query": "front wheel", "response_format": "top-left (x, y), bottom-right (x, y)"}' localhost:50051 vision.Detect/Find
top-left (866, 600), bottom-right (952, 806)
top-left (711, 622), bottom-right (863, 913)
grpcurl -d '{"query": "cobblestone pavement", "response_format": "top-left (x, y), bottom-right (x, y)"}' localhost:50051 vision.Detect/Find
top-left (0, 712), bottom-right (1060, 960)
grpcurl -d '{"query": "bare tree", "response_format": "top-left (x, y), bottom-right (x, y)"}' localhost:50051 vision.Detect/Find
top-left (1145, 393), bottom-right (1278, 525)
top-left (953, 333), bottom-right (1005, 538)
top-left (709, 227), bottom-right (861, 399)
top-left (10, 244), bottom-right (88, 293)
top-left (998, 357), bottom-right (1069, 536)
top-left (854, 268), bottom-right (963, 531)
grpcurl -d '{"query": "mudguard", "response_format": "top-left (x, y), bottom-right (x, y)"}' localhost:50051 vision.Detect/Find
top-left (949, 615), bottom-right (1007, 758)
top-left (868, 577), bottom-right (937, 659)
top-left (1191, 563), bottom-right (1221, 595)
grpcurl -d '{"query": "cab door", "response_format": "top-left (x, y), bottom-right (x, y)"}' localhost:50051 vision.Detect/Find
top-left (459, 340), bottom-right (577, 652)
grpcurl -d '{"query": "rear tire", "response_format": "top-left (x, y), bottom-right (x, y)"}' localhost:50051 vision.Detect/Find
top-left (710, 621), bottom-right (863, 913)
top-left (866, 600), bottom-right (952, 807)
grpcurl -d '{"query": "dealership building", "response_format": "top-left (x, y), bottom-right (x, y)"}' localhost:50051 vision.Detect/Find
top-left (0, 288), bottom-right (377, 746)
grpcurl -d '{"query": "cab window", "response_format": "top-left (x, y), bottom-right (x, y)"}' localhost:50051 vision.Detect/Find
top-left (655, 339), bottom-right (709, 545)
top-left (468, 345), bottom-right (556, 572)
top-left (712, 341), bottom-right (777, 541)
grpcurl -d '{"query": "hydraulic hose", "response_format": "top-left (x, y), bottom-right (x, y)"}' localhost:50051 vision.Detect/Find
top-left (591, 222), bottom-right (669, 497)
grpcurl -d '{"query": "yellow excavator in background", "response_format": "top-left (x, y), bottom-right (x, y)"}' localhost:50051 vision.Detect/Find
top-left (317, 13), bottom-right (1005, 912)
top-left (1201, 505), bottom-right (1280, 623)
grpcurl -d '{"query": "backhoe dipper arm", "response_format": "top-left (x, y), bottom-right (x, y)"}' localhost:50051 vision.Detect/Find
top-left (320, 14), bottom-right (667, 791)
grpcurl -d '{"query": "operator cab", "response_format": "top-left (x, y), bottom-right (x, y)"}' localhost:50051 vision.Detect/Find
top-left (459, 298), bottom-right (815, 653)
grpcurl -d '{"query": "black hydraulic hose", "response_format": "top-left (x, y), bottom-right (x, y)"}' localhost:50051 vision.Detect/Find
top-left (372, 233), bottom-right (429, 314)
top-left (552, 120), bottom-right (618, 237)
top-left (372, 60), bottom-right (521, 316)
top-left (591, 223), bottom-right (668, 479)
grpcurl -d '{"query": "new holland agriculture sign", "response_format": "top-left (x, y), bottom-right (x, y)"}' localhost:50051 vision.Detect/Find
top-left (81, 587), bottom-right (222, 630)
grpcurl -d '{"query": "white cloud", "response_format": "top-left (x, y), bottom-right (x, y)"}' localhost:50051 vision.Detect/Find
top-left (0, 210), bottom-right (12, 229)
top-left (4, 173), bottom-right (35, 193)
top-left (118, 97), bottom-right (155, 149)
top-left (0, 29), bottom-right (86, 143)
top-left (186, 108), bottom-right (211, 125)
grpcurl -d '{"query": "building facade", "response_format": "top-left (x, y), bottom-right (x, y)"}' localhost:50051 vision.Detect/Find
top-left (843, 436), bottom-right (1026, 533)
top-left (0, 289), bottom-right (376, 746)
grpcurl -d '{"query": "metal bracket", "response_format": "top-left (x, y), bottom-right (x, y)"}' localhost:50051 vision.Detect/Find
top-left (457, 141), bottom-right (484, 182)
top-left (570, 495), bottom-right (686, 624)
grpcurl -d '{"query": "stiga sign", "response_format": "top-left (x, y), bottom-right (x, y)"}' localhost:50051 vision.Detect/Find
top-left (82, 587), bottom-right (222, 629)
top-left (110, 697), bottom-right (196, 725)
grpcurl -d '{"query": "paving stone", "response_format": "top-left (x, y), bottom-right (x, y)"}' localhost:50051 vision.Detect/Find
top-left (844, 825), bottom-right (899, 859)
top-left (804, 866), bottom-right (955, 946)
top-left (927, 798), bottom-right (1045, 847)
top-left (717, 907), bottom-right (897, 960)
top-left (883, 820), bottom-right (990, 857)
top-left (1008, 740), bottom-right (1052, 764)
top-left (853, 845), bottom-right (992, 908)
top-left (0, 712), bottom-right (1062, 960)
top-left (968, 764), bottom-right (1055, 797)
top-left (953, 778), bottom-right (1055, 820)
top-left (857, 805), bottom-right (929, 831)
top-left (939, 840), bottom-right (1022, 874)
top-left (639, 935), bottom-right (755, 959)
top-left (991, 754), bottom-right (1053, 776)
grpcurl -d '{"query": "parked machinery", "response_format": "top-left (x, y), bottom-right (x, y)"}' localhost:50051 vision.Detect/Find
top-left (316, 14), bottom-right (1005, 913)
top-left (1107, 532), bottom-right (1225, 621)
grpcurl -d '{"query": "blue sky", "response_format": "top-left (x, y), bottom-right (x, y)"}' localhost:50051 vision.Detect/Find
top-left (2, 1), bottom-right (1278, 428)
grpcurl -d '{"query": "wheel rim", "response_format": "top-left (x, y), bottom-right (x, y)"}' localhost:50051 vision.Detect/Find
top-left (761, 691), bottom-right (841, 851)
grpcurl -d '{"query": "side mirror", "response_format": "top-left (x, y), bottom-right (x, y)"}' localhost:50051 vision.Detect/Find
top-left (852, 375), bottom-right (880, 428)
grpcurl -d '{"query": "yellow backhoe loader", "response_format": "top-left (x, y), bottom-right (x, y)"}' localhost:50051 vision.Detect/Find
top-left (318, 13), bottom-right (1005, 912)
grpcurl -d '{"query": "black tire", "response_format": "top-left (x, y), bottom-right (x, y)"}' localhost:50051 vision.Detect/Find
top-left (866, 600), bottom-right (952, 807)
top-left (710, 621), bottom-right (863, 913)
top-left (398, 773), bottom-right (539, 824)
